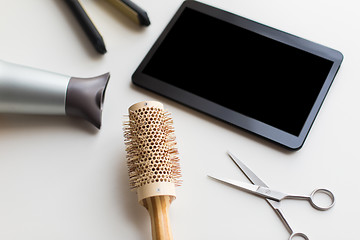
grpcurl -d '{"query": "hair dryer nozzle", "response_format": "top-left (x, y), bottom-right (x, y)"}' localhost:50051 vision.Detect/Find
top-left (65, 73), bottom-right (110, 129)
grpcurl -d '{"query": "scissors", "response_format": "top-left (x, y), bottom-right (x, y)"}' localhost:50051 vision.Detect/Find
top-left (208, 152), bottom-right (335, 240)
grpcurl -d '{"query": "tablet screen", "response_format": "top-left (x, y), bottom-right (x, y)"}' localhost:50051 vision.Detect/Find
top-left (133, 1), bottom-right (343, 150)
top-left (143, 7), bottom-right (333, 136)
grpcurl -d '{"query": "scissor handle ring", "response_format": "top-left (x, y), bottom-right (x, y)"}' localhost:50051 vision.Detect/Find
top-left (289, 232), bottom-right (309, 240)
top-left (309, 188), bottom-right (335, 211)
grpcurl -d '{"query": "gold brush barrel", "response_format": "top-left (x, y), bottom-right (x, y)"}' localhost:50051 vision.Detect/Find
top-left (124, 101), bottom-right (181, 240)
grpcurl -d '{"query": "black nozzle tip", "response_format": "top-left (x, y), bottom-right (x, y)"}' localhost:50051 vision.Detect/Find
top-left (65, 72), bottom-right (110, 129)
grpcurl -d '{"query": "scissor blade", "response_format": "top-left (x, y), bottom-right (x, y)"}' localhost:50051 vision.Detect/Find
top-left (208, 175), bottom-right (286, 201)
top-left (227, 151), bottom-right (268, 188)
top-left (226, 152), bottom-right (294, 234)
top-left (208, 175), bottom-right (259, 192)
top-left (227, 152), bottom-right (286, 213)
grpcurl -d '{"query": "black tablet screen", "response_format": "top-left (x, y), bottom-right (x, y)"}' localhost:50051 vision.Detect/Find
top-left (143, 7), bottom-right (333, 136)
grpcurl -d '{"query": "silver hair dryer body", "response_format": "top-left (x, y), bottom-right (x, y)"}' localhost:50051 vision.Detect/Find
top-left (0, 60), bottom-right (110, 129)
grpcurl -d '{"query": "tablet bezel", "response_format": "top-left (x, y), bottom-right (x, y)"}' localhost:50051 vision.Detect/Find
top-left (132, 0), bottom-right (343, 150)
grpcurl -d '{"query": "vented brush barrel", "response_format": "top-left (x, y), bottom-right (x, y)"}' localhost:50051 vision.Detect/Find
top-left (0, 60), bottom-right (110, 128)
top-left (124, 101), bottom-right (181, 240)
top-left (128, 101), bottom-right (177, 202)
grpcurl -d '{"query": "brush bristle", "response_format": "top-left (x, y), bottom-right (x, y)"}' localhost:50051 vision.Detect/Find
top-left (124, 102), bottom-right (181, 190)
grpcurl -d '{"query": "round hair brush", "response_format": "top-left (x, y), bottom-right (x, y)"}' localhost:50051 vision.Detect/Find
top-left (124, 101), bottom-right (181, 240)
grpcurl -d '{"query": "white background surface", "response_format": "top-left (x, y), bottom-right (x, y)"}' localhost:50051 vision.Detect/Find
top-left (0, 0), bottom-right (358, 239)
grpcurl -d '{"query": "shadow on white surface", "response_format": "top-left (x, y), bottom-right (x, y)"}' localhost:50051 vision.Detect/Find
top-left (115, 140), bottom-right (153, 239)
top-left (0, 114), bottom-right (98, 134)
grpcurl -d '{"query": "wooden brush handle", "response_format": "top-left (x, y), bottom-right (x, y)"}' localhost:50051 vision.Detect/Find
top-left (141, 195), bottom-right (175, 240)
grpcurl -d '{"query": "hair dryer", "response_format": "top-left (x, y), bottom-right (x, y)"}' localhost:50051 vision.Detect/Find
top-left (0, 60), bottom-right (110, 129)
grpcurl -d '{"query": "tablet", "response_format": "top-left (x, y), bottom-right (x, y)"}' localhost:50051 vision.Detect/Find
top-left (132, 0), bottom-right (343, 150)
